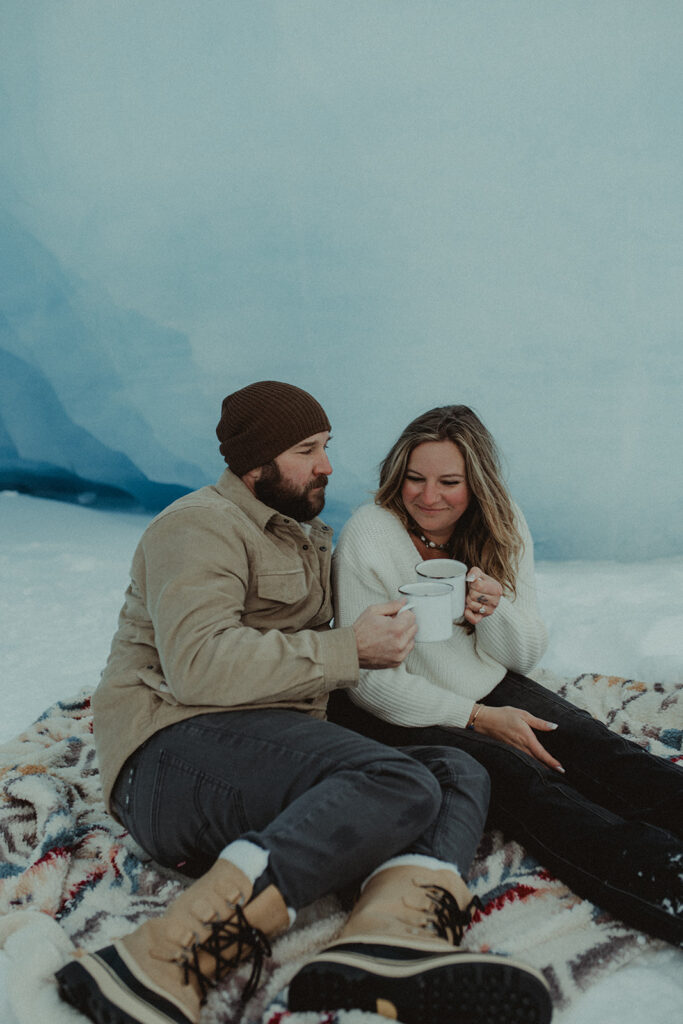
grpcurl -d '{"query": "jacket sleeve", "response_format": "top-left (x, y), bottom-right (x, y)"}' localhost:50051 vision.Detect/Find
top-left (473, 508), bottom-right (548, 674)
top-left (138, 507), bottom-right (359, 707)
top-left (332, 513), bottom-right (476, 728)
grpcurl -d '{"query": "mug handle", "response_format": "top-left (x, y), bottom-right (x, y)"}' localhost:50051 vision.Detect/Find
top-left (397, 601), bottom-right (416, 615)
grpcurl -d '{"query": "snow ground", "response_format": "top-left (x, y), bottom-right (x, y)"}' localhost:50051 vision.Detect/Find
top-left (0, 491), bottom-right (682, 1021)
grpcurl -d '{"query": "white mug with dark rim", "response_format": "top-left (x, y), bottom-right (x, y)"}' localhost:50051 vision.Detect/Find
top-left (398, 581), bottom-right (454, 642)
top-left (415, 559), bottom-right (468, 622)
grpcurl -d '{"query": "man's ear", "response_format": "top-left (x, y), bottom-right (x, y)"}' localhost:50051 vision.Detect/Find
top-left (241, 466), bottom-right (262, 494)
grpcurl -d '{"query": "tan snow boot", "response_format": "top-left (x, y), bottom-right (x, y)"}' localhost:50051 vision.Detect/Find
top-left (337, 861), bottom-right (478, 947)
top-left (56, 858), bottom-right (290, 1024)
top-left (288, 861), bottom-right (552, 1024)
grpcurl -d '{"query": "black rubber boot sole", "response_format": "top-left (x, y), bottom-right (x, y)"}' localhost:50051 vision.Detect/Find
top-left (287, 941), bottom-right (553, 1023)
top-left (55, 945), bottom-right (194, 1024)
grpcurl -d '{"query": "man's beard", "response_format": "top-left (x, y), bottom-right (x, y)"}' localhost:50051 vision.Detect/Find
top-left (254, 462), bottom-right (328, 522)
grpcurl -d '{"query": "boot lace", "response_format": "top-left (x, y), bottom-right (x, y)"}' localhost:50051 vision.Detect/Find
top-left (181, 903), bottom-right (272, 1003)
top-left (421, 884), bottom-right (483, 945)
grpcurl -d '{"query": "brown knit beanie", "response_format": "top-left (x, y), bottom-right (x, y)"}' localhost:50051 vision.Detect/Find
top-left (216, 381), bottom-right (331, 476)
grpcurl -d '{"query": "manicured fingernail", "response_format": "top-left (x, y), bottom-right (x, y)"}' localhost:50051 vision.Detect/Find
top-left (466, 574), bottom-right (477, 582)
top-left (555, 764), bottom-right (565, 774)
top-left (547, 722), bottom-right (558, 730)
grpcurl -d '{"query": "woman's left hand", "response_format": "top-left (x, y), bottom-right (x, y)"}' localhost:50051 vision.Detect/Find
top-left (464, 567), bottom-right (503, 625)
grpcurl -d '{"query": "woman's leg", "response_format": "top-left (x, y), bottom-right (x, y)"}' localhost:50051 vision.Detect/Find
top-left (484, 671), bottom-right (683, 839)
top-left (327, 689), bottom-right (683, 946)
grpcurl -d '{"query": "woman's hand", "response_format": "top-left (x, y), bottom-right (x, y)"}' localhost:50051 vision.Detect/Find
top-left (473, 704), bottom-right (565, 773)
top-left (464, 567), bottom-right (503, 625)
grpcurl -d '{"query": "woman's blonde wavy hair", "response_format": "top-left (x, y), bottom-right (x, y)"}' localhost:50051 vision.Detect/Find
top-left (375, 405), bottom-right (523, 595)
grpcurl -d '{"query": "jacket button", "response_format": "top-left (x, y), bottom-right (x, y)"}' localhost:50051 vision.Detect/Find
top-left (319, 545), bottom-right (327, 552)
top-left (303, 544), bottom-right (309, 550)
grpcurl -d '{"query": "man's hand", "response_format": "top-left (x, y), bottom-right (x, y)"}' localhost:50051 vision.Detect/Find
top-left (353, 600), bottom-right (417, 669)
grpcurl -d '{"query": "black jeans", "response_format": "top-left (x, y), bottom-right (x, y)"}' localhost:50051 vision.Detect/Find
top-left (111, 708), bottom-right (490, 910)
top-left (328, 671), bottom-right (683, 947)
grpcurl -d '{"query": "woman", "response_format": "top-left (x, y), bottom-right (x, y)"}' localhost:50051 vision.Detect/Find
top-left (329, 404), bottom-right (683, 948)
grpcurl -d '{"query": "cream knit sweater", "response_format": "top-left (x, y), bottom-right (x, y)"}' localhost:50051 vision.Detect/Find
top-left (332, 502), bottom-right (548, 729)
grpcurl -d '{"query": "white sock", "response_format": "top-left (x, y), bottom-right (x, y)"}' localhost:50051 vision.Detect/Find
top-left (219, 839), bottom-right (270, 885)
top-left (218, 840), bottom-right (297, 926)
top-left (360, 854), bottom-right (463, 892)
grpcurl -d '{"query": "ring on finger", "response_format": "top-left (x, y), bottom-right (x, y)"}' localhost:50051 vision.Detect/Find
top-left (479, 604), bottom-right (486, 614)
top-left (478, 595), bottom-right (488, 604)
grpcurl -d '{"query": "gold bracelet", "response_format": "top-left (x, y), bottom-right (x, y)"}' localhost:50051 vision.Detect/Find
top-left (466, 704), bottom-right (482, 731)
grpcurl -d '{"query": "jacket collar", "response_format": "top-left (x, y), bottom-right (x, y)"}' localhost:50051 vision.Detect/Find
top-left (215, 468), bottom-right (331, 536)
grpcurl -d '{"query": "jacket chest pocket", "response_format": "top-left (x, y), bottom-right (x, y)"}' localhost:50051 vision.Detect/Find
top-left (257, 569), bottom-right (307, 605)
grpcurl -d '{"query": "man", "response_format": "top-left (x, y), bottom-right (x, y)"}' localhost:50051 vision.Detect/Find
top-left (56, 381), bottom-right (551, 1024)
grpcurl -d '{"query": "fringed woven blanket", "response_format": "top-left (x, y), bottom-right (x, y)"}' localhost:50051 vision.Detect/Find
top-left (0, 671), bottom-right (681, 1024)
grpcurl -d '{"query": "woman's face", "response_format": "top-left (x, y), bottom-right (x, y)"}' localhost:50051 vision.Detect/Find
top-left (401, 440), bottom-right (471, 541)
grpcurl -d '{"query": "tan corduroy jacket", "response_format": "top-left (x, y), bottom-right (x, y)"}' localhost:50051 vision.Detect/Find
top-left (93, 469), bottom-right (360, 813)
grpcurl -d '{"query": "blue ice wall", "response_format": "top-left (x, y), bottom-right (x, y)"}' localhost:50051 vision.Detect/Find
top-left (1, 2), bottom-right (681, 558)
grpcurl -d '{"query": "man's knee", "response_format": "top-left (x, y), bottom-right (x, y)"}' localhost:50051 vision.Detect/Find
top-left (448, 748), bottom-right (491, 809)
top-left (407, 745), bottom-right (491, 817)
top-left (371, 752), bottom-right (443, 837)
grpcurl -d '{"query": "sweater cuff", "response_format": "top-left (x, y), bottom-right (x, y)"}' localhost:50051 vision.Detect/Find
top-left (476, 593), bottom-right (513, 637)
top-left (321, 626), bottom-right (360, 688)
top-left (445, 698), bottom-right (476, 730)
top-left (475, 595), bottom-right (547, 674)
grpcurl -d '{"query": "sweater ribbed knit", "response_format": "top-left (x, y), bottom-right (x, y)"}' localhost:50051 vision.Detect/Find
top-left (332, 502), bottom-right (548, 728)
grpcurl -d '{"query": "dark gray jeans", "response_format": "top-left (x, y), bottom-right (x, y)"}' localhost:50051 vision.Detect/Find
top-left (111, 708), bottom-right (490, 910)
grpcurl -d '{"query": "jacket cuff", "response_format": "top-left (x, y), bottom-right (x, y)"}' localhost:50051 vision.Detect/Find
top-left (321, 626), bottom-right (360, 688)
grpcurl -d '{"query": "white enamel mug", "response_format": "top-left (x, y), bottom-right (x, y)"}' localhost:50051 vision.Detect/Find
top-left (398, 581), bottom-right (454, 642)
top-left (415, 559), bottom-right (467, 622)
